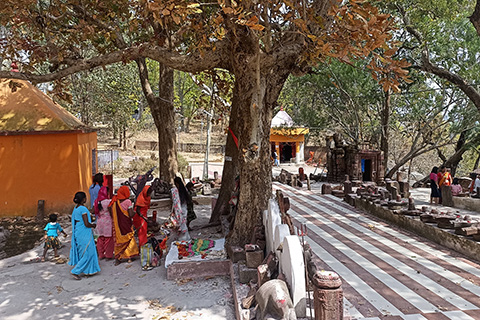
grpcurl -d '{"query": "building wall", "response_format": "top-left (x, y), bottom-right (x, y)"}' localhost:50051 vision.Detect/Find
top-left (77, 132), bottom-right (98, 207)
top-left (0, 131), bottom-right (97, 217)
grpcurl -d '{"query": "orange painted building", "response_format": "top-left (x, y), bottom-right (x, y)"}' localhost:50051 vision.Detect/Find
top-left (270, 110), bottom-right (309, 164)
top-left (0, 79), bottom-right (97, 217)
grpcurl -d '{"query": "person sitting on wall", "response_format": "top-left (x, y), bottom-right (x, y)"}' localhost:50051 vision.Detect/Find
top-left (451, 178), bottom-right (463, 196)
top-left (472, 174), bottom-right (480, 198)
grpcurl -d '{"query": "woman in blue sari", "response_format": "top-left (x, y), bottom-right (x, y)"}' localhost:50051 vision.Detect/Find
top-left (68, 191), bottom-right (101, 280)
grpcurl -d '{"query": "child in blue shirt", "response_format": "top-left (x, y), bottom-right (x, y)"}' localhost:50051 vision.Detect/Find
top-left (42, 213), bottom-right (67, 261)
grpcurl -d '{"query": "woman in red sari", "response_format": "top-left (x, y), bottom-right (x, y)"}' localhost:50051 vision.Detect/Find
top-left (108, 186), bottom-right (139, 266)
top-left (133, 186), bottom-right (152, 249)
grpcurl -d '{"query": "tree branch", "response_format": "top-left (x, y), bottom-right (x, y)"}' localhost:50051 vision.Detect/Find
top-left (135, 57), bottom-right (156, 105)
top-left (0, 43), bottom-right (226, 84)
top-left (398, 6), bottom-right (480, 112)
top-left (419, 56), bottom-right (480, 111)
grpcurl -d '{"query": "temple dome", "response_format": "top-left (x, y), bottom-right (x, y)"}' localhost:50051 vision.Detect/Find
top-left (271, 110), bottom-right (294, 127)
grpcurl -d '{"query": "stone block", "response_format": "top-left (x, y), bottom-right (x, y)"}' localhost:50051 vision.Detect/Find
top-left (344, 180), bottom-right (352, 195)
top-left (246, 249), bottom-right (264, 269)
top-left (291, 175), bottom-right (297, 187)
top-left (331, 190), bottom-right (344, 198)
top-left (437, 216), bottom-right (456, 229)
top-left (389, 186), bottom-right (398, 200)
top-left (345, 194), bottom-right (357, 206)
top-left (167, 260), bottom-right (231, 280)
top-left (257, 264), bottom-right (269, 287)
top-left (441, 185), bottom-right (454, 207)
top-left (238, 261), bottom-right (258, 284)
top-left (202, 183), bottom-right (212, 195)
top-left (420, 213), bottom-right (436, 223)
top-left (227, 245), bottom-right (246, 263)
top-left (262, 251), bottom-right (277, 273)
top-left (281, 235), bottom-right (306, 317)
top-left (321, 184), bottom-right (332, 195)
top-left (453, 221), bottom-right (472, 229)
top-left (274, 224), bottom-right (290, 272)
top-left (265, 199), bottom-right (281, 255)
top-left (455, 227), bottom-right (478, 236)
top-left (399, 181), bottom-right (410, 198)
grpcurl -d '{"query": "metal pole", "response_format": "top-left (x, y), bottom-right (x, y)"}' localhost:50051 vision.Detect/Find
top-left (202, 111), bottom-right (212, 180)
top-left (202, 77), bottom-right (215, 181)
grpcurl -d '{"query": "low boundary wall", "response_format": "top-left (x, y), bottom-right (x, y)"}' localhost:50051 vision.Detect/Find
top-left (354, 198), bottom-right (480, 262)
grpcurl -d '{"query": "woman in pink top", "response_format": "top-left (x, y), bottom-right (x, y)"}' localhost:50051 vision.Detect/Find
top-left (451, 178), bottom-right (463, 196)
top-left (95, 186), bottom-right (114, 259)
top-left (429, 166), bottom-right (440, 204)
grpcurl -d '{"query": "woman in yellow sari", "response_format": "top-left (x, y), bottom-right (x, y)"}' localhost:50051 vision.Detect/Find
top-left (108, 186), bottom-right (139, 265)
top-left (439, 167), bottom-right (453, 187)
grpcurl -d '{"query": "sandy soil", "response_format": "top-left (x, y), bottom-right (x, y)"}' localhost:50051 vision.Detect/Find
top-left (0, 203), bottom-right (236, 320)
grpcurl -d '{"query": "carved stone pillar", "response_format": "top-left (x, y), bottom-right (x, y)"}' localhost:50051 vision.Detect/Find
top-left (312, 271), bottom-right (343, 320)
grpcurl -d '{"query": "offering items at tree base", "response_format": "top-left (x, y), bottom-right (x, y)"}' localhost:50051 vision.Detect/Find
top-left (175, 238), bottom-right (215, 259)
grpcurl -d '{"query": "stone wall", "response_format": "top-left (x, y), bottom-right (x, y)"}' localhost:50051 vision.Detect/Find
top-left (453, 197), bottom-right (480, 212)
top-left (354, 198), bottom-right (480, 262)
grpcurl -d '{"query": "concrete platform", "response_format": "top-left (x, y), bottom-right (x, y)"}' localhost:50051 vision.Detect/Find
top-left (409, 187), bottom-right (480, 217)
top-left (453, 196), bottom-right (480, 212)
top-left (167, 259), bottom-right (232, 280)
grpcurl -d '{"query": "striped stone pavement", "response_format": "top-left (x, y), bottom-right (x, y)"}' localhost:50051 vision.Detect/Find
top-left (273, 182), bottom-right (480, 320)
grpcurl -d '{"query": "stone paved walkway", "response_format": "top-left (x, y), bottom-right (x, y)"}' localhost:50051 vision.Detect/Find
top-left (274, 182), bottom-right (480, 320)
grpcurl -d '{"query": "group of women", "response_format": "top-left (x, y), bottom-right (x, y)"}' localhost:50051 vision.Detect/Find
top-left (429, 166), bottom-right (454, 204)
top-left (67, 176), bottom-right (195, 280)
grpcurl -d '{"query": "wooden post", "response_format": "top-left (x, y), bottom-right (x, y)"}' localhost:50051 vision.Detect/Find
top-left (37, 200), bottom-right (45, 221)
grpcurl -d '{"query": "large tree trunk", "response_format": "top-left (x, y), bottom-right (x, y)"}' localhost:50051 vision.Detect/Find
top-left (209, 104), bottom-right (241, 223)
top-left (136, 58), bottom-right (178, 183)
top-left (224, 33), bottom-right (292, 246)
top-left (185, 117), bottom-right (191, 133)
top-left (380, 90), bottom-right (390, 174)
top-left (226, 75), bottom-right (272, 246)
top-left (446, 130), bottom-right (467, 176)
top-left (153, 64), bottom-right (178, 182)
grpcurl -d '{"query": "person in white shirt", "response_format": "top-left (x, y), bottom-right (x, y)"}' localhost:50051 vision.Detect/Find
top-left (473, 175), bottom-right (480, 197)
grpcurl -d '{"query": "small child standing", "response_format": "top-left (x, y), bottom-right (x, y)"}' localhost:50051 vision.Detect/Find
top-left (42, 213), bottom-right (67, 261)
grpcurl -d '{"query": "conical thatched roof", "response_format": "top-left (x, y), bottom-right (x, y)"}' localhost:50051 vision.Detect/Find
top-left (0, 79), bottom-right (87, 132)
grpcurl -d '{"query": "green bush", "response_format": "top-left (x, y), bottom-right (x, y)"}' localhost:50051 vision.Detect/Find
top-left (177, 153), bottom-right (190, 179)
top-left (129, 157), bottom-right (158, 175)
top-left (113, 157), bottom-right (159, 178)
